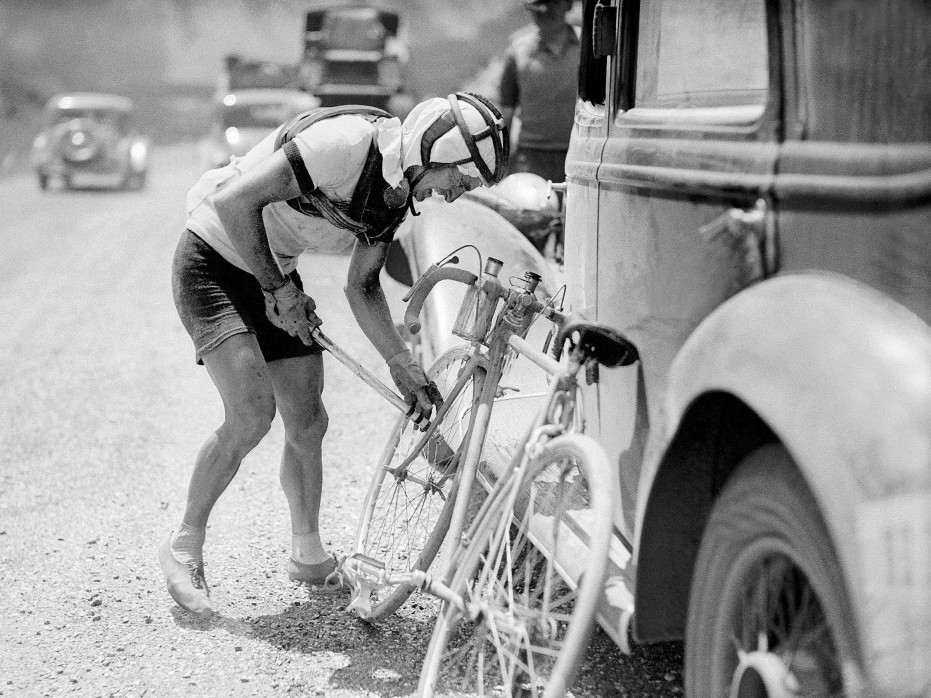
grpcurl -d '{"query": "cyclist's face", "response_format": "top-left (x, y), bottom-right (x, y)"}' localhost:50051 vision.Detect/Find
top-left (411, 166), bottom-right (484, 204)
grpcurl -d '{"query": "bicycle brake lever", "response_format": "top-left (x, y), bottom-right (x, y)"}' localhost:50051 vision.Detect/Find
top-left (402, 263), bottom-right (438, 303)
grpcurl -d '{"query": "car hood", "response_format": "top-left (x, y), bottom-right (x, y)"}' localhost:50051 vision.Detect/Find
top-left (229, 127), bottom-right (276, 155)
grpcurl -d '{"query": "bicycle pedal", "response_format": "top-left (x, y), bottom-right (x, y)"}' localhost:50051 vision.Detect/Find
top-left (347, 552), bottom-right (386, 572)
top-left (496, 384), bottom-right (520, 398)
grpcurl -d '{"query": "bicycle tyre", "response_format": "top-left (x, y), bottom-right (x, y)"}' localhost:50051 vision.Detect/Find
top-left (419, 433), bottom-right (615, 698)
top-left (354, 345), bottom-right (477, 619)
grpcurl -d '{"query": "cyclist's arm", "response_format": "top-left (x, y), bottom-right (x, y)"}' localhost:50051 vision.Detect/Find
top-left (213, 149), bottom-right (298, 291)
top-left (345, 240), bottom-right (408, 362)
top-left (498, 51), bottom-right (519, 130)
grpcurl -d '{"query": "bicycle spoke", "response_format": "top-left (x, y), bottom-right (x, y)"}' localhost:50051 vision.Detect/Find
top-left (354, 348), bottom-right (478, 618)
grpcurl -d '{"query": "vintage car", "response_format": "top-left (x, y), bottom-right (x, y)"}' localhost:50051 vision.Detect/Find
top-left (394, 0), bottom-right (930, 695)
top-left (199, 88), bottom-right (320, 171)
top-left (30, 93), bottom-right (150, 191)
top-left (561, 0), bottom-right (929, 695)
top-left (299, 3), bottom-right (414, 117)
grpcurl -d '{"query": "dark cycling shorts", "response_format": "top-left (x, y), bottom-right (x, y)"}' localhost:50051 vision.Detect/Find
top-left (172, 229), bottom-right (323, 365)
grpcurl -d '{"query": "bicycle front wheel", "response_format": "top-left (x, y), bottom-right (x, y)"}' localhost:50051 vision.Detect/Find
top-left (354, 345), bottom-right (477, 619)
top-left (419, 433), bottom-right (615, 698)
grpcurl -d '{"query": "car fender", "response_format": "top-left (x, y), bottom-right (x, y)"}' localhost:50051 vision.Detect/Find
top-left (634, 271), bottom-right (931, 692)
top-left (392, 197), bottom-right (560, 364)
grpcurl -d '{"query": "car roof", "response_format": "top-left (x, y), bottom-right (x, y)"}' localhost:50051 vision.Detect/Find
top-left (46, 93), bottom-right (134, 112)
top-left (218, 89), bottom-right (320, 107)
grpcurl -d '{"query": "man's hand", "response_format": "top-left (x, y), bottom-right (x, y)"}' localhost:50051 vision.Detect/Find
top-left (262, 279), bottom-right (321, 346)
top-left (387, 349), bottom-right (443, 430)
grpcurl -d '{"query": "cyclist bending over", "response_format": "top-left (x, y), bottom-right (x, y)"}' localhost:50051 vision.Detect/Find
top-left (162, 93), bottom-right (509, 615)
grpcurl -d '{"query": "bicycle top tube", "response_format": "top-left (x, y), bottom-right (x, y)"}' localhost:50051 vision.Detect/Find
top-left (507, 334), bottom-right (561, 376)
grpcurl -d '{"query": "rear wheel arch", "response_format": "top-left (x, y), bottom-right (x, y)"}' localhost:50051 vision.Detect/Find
top-left (633, 391), bottom-right (777, 643)
top-left (684, 442), bottom-right (863, 695)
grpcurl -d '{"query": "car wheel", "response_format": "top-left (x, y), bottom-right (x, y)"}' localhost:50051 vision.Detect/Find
top-left (37, 172), bottom-right (48, 190)
top-left (685, 444), bottom-right (861, 696)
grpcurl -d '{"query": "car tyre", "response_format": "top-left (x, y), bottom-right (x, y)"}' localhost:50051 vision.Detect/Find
top-left (684, 444), bottom-right (861, 696)
top-left (37, 172), bottom-right (49, 191)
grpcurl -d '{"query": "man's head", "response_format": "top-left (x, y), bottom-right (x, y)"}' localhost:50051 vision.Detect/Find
top-left (400, 92), bottom-right (509, 201)
top-left (524, 0), bottom-right (572, 24)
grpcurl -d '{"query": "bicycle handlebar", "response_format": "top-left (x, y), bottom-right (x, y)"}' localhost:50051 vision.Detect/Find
top-left (403, 265), bottom-right (478, 335)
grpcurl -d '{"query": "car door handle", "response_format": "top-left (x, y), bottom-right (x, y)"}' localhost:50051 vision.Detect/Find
top-left (698, 199), bottom-right (767, 238)
top-left (699, 199), bottom-right (777, 283)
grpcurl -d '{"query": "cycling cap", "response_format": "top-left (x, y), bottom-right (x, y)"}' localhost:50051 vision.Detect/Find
top-left (401, 92), bottom-right (509, 185)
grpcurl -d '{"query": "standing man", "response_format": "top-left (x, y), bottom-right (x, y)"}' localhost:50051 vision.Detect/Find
top-left (498, 0), bottom-right (579, 184)
top-left (161, 93), bottom-right (509, 616)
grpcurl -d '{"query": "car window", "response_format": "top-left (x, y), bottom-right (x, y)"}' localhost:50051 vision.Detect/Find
top-left (636, 0), bottom-right (768, 109)
top-left (47, 108), bottom-right (126, 130)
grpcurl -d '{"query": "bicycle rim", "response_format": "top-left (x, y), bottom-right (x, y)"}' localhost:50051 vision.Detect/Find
top-left (419, 433), bottom-right (614, 697)
top-left (355, 345), bottom-right (476, 619)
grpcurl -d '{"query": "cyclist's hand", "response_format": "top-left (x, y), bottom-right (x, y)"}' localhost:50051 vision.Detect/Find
top-left (387, 349), bottom-right (443, 430)
top-left (262, 279), bottom-right (321, 346)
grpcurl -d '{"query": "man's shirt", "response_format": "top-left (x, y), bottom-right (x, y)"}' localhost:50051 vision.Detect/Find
top-left (185, 115), bottom-right (373, 274)
top-left (499, 23), bottom-right (580, 151)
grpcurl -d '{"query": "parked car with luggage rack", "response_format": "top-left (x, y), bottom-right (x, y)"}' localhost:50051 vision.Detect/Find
top-left (299, 3), bottom-right (414, 117)
top-left (30, 92), bottom-right (150, 191)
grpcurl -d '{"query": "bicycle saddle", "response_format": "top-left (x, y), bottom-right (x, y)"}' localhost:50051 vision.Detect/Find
top-left (557, 320), bottom-right (639, 368)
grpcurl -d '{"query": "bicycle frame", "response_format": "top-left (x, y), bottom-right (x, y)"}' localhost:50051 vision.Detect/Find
top-left (343, 331), bottom-right (587, 619)
top-left (341, 256), bottom-right (572, 615)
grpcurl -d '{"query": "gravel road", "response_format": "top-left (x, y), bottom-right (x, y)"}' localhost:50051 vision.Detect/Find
top-left (0, 147), bottom-right (682, 697)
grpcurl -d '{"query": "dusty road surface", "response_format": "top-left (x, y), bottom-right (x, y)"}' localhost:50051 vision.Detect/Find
top-left (0, 145), bottom-right (682, 696)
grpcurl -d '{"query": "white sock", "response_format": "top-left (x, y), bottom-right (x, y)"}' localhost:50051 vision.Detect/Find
top-left (292, 531), bottom-right (329, 565)
top-left (171, 522), bottom-right (205, 567)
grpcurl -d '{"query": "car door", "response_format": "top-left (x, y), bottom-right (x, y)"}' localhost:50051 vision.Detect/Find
top-left (587, 0), bottom-right (781, 539)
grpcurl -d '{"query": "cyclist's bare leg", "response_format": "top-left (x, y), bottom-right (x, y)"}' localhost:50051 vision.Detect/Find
top-left (265, 354), bottom-right (329, 563)
top-left (183, 332), bottom-right (277, 528)
top-left (161, 332), bottom-right (276, 613)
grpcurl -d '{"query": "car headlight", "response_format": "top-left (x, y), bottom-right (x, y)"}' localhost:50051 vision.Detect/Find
top-left (225, 127), bottom-right (241, 145)
top-left (130, 141), bottom-right (148, 167)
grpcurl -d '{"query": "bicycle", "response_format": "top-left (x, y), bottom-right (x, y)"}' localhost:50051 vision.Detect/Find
top-left (331, 248), bottom-right (639, 695)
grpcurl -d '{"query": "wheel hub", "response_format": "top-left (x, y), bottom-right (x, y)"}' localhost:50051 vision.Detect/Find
top-left (731, 648), bottom-right (801, 698)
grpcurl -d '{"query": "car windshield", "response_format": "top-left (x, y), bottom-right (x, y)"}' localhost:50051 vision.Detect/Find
top-left (226, 61), bottom-right (299, 90)
top-left (324, 9), bottom-right (386, 51)
top-left (221, 103), bottom-right (294, 129)
top-left (47, 108), bottom-right (128, 131)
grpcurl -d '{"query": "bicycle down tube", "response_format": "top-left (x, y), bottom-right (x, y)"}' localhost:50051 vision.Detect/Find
top-left (403, 259), bottom-right (565, 568)
top-left (344, 254), bottom-right (566, 618)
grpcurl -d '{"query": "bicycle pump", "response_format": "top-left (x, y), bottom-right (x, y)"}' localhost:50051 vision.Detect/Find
top-left (310, 327), bottom-right (430, 428)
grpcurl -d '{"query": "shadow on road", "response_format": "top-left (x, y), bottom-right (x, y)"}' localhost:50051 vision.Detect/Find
top-left (171, 587), bottom-right (437, 696)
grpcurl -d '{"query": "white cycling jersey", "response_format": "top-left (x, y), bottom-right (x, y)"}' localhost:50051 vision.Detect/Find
top-left (185, 114), bottom-right (375, 274)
